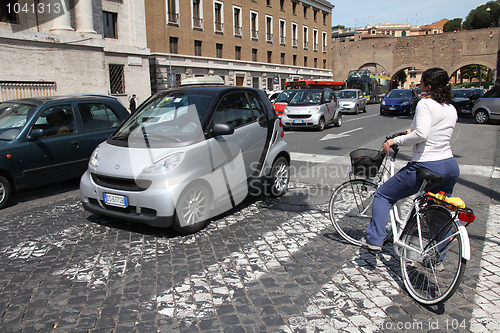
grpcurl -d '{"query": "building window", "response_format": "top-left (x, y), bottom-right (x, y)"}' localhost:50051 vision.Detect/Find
top-left (267, 0), bottom-right (271, 6)
top-left (103, 11), bottom-right (118, 38)
top-left (251, 11), bottom-right (258, 40)
top-left (323, 59), bottom-right (326, 69)
top-left (303, 5), bottom-right (308, 19)
top-left (1, 0), bottom-right (18, 23)
top-left (279, 19), bottom-right (286, 45)
top-left (167, 0), bottom-right (179, 24)
top-left (313, 9), bottom-right (318, 22)
top-left (280, 53), bottom-right (285, 65)
top-left (192, 0), bottom-right (203, 29)
top-left (293, 55), bottom-right (297, 66)
top-left (322, 31), bottom-right (327, 53)
top-left (292, 23), bottom-right (298, 48)
top-left (170, 37), bottom-right (178, 54)
top-left (266, 16), bottom-right (273, 42)
top-left (252, 49), bottom-right (258, 62)
top-left (314, 58), bottom-right (317, 68)
top-left (109, 64), bottom-right (125, 94)
top-left (292, 2), bottom-right (297, 15)
top-left (303, 56), bottom-right (308, 67)
top-left (233, 6), bottom-right (242, 37)
top-left (313, 29), bottom-right (318, 51)
top-left (214, 1), bottom-right (223, 33)
top-left (280, 0), bottom-right (284, 10)
top-left (235, 46), bottom-right (241, 60)
top-left (252, 77), bottom-right (260, 88)
top-left (402, 31), bottom-right (407, 37)
top-left (216, 43), bottom-right (223, 58)
top-left (303, 26), bottom-right (308, 49)
top-left (323, 12), bottom-right (327, 25)
top-left (194, 40), bottom-right (202, 56)
top-left (267, 51), bottom-right (272, 63)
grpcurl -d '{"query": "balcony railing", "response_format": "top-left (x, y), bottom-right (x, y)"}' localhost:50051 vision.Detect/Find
top-left (292, 38), bottom-right (298, 48)
top-left (251, 29), bottom-right (258, 40)
top-left (266, 33), bottom-right (273, 42)
top-left (193, 17), bottom-right (203, 29)
top-left (234, 26), bottom-right (242, 36)
top-left (279, 36), bottom-right (286, 45)
top-left (215, 22), bottom-right (223, 32)
top-left (168, 12), bottom-right (179, 25)
top-left (303, 41), bottom-right (309, 49)
top-left (313, 43), bottom-right (318, 51)
top-left (322, 45), bottom-right (328, 53)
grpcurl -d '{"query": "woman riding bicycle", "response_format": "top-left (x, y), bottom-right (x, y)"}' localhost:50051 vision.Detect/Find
top-left (361, 67), bottom-right (460, 251)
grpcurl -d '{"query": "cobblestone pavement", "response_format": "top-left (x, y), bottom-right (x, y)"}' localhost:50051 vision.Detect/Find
top-left (0, 174), bottom-right (499, 332)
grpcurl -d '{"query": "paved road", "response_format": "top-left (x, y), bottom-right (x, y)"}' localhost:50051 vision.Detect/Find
top-left (1, 106), bottom-right (499, 332)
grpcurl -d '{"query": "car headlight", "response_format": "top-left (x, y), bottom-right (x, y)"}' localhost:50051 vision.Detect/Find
top-left (89, 147), bottom-right (99, 167)
top-left (283, 107), bottom-right (288, 115)
top-left (309, 106), bottom-right (321, 114)
top-left (142, 152), bottom-right (185, 174)
top-left (381, 101), bottom-right (386, 105)
top-left (402, 101), bottom-right (409, 106)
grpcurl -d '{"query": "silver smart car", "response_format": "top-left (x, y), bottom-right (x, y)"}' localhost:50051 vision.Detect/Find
top-left (281, 88), bottom-right (341, 131)
top-left (80, 82), bottom-right (290, 234)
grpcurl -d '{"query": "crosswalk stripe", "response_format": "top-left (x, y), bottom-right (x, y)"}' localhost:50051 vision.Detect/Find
top-left (291, 152), bottom-right (494, 177)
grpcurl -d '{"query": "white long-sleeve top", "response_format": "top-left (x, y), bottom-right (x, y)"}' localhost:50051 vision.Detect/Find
top-left (393, 98), bottom-right (457, 162)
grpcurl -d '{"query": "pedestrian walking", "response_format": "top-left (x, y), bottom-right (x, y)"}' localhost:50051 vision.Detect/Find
top-left (129, 94), bottom-right (137, 113)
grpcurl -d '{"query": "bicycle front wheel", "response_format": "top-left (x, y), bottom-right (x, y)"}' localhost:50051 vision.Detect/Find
top-left (329, 179), bottom-right (378, 245)
top-left (400, 205), bottom-right (466, 305)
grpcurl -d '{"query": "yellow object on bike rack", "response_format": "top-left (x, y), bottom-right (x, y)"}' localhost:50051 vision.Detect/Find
top-left (427, 191), bottom-right (466, 210)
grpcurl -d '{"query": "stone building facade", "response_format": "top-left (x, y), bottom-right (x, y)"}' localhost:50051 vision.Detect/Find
top-left (0, 0), bottom-right (151, 106)
top-left (146, 0), bottom-right (334, 92)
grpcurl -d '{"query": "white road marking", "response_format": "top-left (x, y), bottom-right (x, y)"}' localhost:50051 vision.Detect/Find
top-left (320, 127), bottom-right (364, 141)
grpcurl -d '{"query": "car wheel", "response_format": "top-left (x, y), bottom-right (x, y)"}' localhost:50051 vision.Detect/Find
top-left (333, 114), bottom-right (342, 127)
top-left (474, 109), bottom-right (489, 124)
top-left (354, 105), bottom-right (359, 115)
top-left (317, 117), bottom-right (326, 131)
top-left (0, 176), bottom-right (12, 210)
top-left (173, 183), bottom-right (211, 235)
top-left (268, 157), bottom-right (289, 197)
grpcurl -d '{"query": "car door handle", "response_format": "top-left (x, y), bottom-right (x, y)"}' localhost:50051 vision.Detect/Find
top-left (71, 140), bottom-right (80, 146)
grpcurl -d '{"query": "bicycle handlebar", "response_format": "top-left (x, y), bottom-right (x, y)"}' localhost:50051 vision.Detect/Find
top-left (384, 132), bottom-right (406, 156)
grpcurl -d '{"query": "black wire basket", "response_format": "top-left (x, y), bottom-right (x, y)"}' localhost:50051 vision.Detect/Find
top-left (349, 149), bottom-right (386, 177)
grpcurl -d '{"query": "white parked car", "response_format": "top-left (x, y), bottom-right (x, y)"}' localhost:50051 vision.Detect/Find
top-left (337, 89), bottom-right (367, 115)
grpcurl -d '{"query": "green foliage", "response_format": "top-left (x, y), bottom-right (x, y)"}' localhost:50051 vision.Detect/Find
top-left (393, 71), bottom-right (407, 85)
top-left (332, 25), bottom-right (346, 30)
top-left (463, 1), bottom-right (500, 30)
top-left (443, 18), bottom-right (463, 32)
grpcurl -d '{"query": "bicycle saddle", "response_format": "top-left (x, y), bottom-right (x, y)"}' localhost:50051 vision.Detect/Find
top-left (416, 168), bottom-right (444, 183)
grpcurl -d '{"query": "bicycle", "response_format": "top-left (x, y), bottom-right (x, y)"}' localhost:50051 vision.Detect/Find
top-left (329, 133), bottom-right (476, 305)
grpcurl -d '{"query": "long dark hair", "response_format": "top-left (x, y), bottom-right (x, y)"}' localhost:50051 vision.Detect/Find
top-left (421, 68), bottom-right (452, 104)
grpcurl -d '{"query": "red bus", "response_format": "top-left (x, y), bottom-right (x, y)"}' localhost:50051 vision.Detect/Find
top-left (285, 79), bottom-right (345, 91)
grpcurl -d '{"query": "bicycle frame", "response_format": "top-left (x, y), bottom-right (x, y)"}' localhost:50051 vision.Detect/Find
top-left (376, 151), bottom-right (471, 261)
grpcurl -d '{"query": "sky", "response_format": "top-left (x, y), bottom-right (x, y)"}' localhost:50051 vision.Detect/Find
top-left (328, 0), bottom-right (492, 28)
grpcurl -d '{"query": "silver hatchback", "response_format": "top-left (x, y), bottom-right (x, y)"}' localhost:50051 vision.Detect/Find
top-left (281, 88), bottom-right (341, 131)
top-left (80, 85), bottom-right (290, 234)
top-left (472, 87), bottom-right (500, 124)
top-left (336, 89), bottom-right (367, 114)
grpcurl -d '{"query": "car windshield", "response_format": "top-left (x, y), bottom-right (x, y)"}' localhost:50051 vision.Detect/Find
top-left (111, 90), bottom-right (214, 147)
top-left (387, 90), bottom-right (412, 98)
top-left (288, 89), bottom-right (323, 106)
top-left (337, 90), bottom-right (357, 99)
top-left (0, 102), bottom-right (37, 141)
top-left (274, 90), bottom-right (297, 103)
top-left (453, 89), bottom-right (474, 98)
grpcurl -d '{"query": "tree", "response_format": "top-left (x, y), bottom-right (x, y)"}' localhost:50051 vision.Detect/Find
top-left (463, 1), bottom-right (500, 30)
top-left (393, 70), bottom-right (407, 87)
top-left (443, 18), bottom-right (463, 32)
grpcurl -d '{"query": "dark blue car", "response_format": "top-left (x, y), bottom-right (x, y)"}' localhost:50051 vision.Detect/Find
top-left (380, 89), bottom-right (420, 116)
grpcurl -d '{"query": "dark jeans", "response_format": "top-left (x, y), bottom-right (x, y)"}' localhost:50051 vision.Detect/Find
top-left (366, 157), bottom-right (460, 247)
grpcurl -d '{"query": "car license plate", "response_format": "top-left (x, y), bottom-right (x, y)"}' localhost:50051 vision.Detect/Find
top-left (389, 107), bottom-right (396, 110)
top-left (104, 193), bottom-right (128, 208)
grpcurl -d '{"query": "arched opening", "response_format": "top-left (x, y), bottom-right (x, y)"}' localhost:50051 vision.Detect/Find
top-left (450, 64), bottom-right (495, 89)
top-left (357, 62), bottom-right (389, 76)
top-left (391, 67), bottom-right (422, 91)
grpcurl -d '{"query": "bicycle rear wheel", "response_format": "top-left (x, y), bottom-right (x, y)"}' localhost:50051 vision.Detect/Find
top-left (329, 179), bottom-right (378, 245)
top-left (400, 205), bottom-right (466, 305)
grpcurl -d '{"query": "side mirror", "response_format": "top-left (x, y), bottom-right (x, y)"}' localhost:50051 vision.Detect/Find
top-left (28, 129), bottom-right (44, 140)
top-left (257, 114), bottom-right (268, 127)
top-left (211, 123), bottom-right (234, 136)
